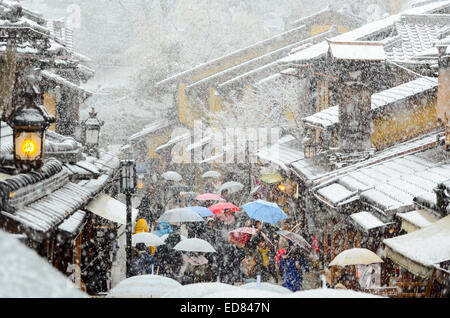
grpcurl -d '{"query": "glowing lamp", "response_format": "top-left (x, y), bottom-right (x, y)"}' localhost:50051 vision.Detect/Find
top-left (7, 103), bottom-right (55, 170)
top-left (278, 184), bottom-right (286, 192)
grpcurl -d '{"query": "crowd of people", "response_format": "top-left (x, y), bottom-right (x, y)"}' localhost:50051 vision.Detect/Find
top-left (129, 187), bottom-right (311, 292)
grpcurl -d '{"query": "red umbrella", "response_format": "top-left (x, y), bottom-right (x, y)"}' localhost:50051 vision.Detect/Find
top-left (228, 227), bottom-right (272, 248)
top-left (228, 227), bottom-right (257, 247)
top-left (195, 193), bottom-right (223, 201)
top-left (209, 202), bottom-right (240, 215)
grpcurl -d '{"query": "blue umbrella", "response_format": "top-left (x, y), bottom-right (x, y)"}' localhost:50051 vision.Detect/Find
top-left (242, 200), bottom-right (288, 224)
top-left (187, 206), bottom-right (214, 218)
top-left (153, 221), bottom-right (173, 237)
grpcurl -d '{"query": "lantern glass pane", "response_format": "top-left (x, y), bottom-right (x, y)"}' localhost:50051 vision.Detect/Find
top-left (86, 128), bottom-right (99, 144)
top-left (14, 131), bottom-right (42, 161)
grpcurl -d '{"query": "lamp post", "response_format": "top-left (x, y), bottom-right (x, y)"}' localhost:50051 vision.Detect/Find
top-left (120, 160), bottom-right (137, 278)
top-left (81, 107), bottom-right (104, 158)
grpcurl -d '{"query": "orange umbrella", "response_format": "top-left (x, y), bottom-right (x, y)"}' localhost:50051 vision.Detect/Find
top-left (209, 202), bottom-right (240, 215)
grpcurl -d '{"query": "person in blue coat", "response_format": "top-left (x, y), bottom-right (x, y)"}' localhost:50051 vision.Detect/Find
top-left (280, 245), bottom-right (309, 292)
top-left (130, 243), bottom-right (158, 277)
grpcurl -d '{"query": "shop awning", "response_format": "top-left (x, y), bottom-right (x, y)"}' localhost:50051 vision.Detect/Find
top-left (85, 193), bottom-right (138, 226)
top-left (350, 211), bottom-right (391, 234)
top-left (383, 215), bottom-right (450, 279)
top-left (396, 209), bottom-right (440, 233)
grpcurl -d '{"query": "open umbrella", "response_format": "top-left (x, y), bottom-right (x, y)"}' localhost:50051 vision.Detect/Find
top-left (132, 232), bottom-right (165, 247)
top-left (106, 275), bottom-right (182, 298)
top-left (162, 171), bottom-right (183, 182)
top-left (277, 230), bottom-right (312, 254)
top-left (260, 174), bottom-right (283, 185)
top-left (219, 181), bottom-right (244, 194)
top-left (241, 282), bottom-right (292, 295)
top-left (161, 282), bottom-right (239, 298)
top-left (242, 200), bottom-right (288, 224)
top-left (209, 202), bottom-right (240, 215)
top-left (174, 238), bottom-right (216, 253)
top-left (202, 171), bottom-right (221, 179)
top-left (186, 206), bottom-right (215, 218)
top-left (195, 193), bottom-right (223, 201)
top-left (329, 248), bottom-right (384, 267)
top-left (158, 208), bottom-right (205, 223)
top-left (228, 227), bottom-right (271, 248)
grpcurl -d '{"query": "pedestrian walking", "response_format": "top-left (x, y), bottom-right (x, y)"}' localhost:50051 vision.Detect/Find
top-left (254, 240), bottom-right (278, 283)
top-left (155, 232), bottom-right (184, 279)
top-left (130, 243), bottom-right (158, 277)
top-left (279, 246), bottom-right (309, 292)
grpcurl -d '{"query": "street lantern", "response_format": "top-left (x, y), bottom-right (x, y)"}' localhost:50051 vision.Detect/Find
top-left (120, 160), bottom-right (137, 194)
top-left (120, 160), bottom-right (137, 278)
top-left (82, 107), bottom-right (104, 157)
top-left (7, 102), bottom-right (55, 171)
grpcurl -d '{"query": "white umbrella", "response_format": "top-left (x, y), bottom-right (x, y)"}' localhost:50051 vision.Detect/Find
top-left (219, 181), bottom-right (244, 194)
top-left (202, 170), bottom-right (221, 179)
top-left (162, 282), bottom-right (239, 298)
top-left (132, 232), bottom-right (165, 247)
top-left (174, 238), bottom-right (216, 253)
top-left (162, 171), bottom-right (183, 182)
top-left (106, 275), bottom-right (182, 298)
top-left (329, 248), bottom-right (384, 267)
top-left (240, 282), bottom-right (292, 295)
top-left (158, 208), bottom-right (205, 223)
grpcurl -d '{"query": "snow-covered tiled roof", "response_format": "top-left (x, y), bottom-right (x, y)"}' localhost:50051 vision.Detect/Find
top-left (328, 40), bottom-right (387, 60)
top-left (350, 211), bottom-right (388, 232)
top-left (384, 14), bottom-right (450, 63)
top-left (2, 182), bottom-right (92, 233)
top-left (313, 146), bottom-right (450, 214)
top-left (383, 215), bottom-right (450, 278)
top-left (57, 210), bottom-right (86, 234)
top-left (291, 129), bottom-right (442, 185)
top-left (254, 135), bottom-right (304, 171)
top-left (302, 105), bottom-right (339, 130)
top-left (128, 119), bottom-right (170, 142)
top-left (302, 77), bottom-right (438, 130)
top-left (279, 1), bottom-right (450, 64)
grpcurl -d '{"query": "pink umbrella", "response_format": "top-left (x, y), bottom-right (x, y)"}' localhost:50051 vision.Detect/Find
top-left (195, 193), bottom-right (223, 201)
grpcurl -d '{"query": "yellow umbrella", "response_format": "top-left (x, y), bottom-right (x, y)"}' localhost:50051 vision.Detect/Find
top-left (329, 248), bottom-right (384, 267)
top-left (260, 174), bottom-right (283, 184)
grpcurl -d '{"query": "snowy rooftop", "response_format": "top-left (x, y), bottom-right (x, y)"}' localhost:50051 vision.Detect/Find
top-left (384, 14), bottom-right (450, 63)
top-left (383, 215), bottom-right (450, 278)
top-left (302, 77), bottom-right (438, 130)
top-left (350, 211), bottom-right (388, 233)
top-left (254, 135), bottom-right (304, 171)
top-left (279, 1), bottom-right (450, 64)
top-left (328, 40), bottom-right (387, 61)
top-left (291, 129), bottom-right (442, 186)
top-left (313, 145), bottom-right (450, 215)
top-left (128, 119), bottom-right (170, 142)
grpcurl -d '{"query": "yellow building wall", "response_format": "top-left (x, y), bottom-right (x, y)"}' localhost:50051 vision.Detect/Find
top-left (209, 87), bottom-right (225, 127)
top-left (147, 131), bottom-right (171, 159)
top-left (178, 84), bottom-right (204, 128)
top-left (310, 25), bottom-right (349, 36)
top-left (43, 92), bottom-right (56, 131)
top-left (371, 98), bottom-right (439, 149)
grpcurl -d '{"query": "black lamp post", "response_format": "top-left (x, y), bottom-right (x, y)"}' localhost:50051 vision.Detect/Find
top-left (120, 160), bottom-right (137, 278)
top-left (81, 107), bottom-right (104, 158)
